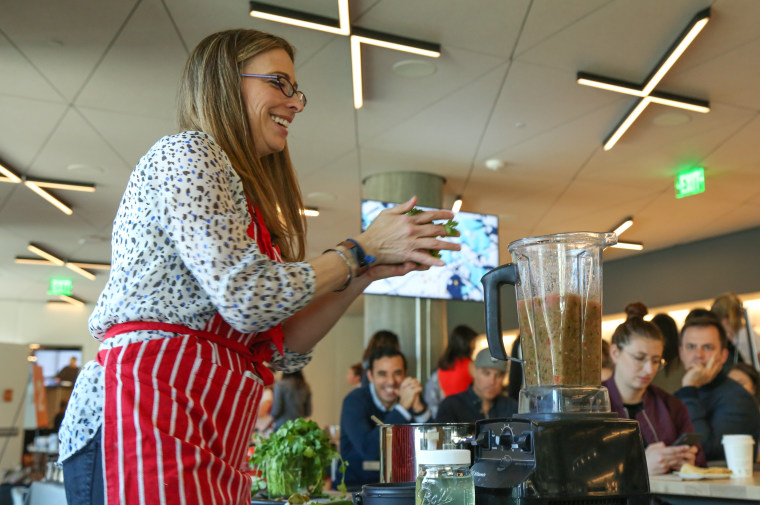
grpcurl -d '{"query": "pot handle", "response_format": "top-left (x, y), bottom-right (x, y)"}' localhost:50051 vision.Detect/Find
top-left (353, 492), bottom-right (362, 505)
top-left (481, 263), bottom-right (518, 361)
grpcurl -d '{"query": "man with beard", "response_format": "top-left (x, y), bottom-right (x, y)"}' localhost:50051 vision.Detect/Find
top-left (339, 346), bottom-right (429, 489)
top-left (675, 310), bottom-right (760, 460)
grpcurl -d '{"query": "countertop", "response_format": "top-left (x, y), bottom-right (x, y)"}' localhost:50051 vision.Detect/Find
top-left (649, 473), bottom-right (760, 501)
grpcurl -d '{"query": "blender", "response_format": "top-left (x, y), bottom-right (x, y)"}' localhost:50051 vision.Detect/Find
top-left (473, 232), bottom-right (649, 505)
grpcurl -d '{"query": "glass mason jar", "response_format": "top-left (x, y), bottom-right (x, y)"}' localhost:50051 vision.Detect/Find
top-left (415, 450), bottom-right (474, 505)
top-left (265, 462), bottom-right (302, 499)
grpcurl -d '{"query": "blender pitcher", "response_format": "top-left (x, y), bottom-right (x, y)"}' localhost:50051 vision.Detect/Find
top-left (481, 232), bottom-right (616, 415)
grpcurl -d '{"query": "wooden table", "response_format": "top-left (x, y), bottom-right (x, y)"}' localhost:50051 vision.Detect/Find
top-left (650, 473), bottom-right (760, 504)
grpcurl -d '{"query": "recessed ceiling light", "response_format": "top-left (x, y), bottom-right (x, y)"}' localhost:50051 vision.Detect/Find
top-left (78, 235), bottom-right (109, 245)
top-left (652, 112), bottom-right (692, 127)
top-left (66, 163), bottom-right (103, 173)
top-left (306, 191), bottom-right (336, 202)
top-left (391, 59), bottom-right (437, 77)
top-left (484, 158), bottom-right (505, 171)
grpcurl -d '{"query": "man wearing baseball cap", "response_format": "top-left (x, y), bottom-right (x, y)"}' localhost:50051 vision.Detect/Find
top-left (434, 348), bottom-right (518, 423)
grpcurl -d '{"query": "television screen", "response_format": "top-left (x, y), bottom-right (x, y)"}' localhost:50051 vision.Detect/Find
top-left (34, 347), bottom-right (83, 386)
top-left (361, 200), bottom-right (499, 301)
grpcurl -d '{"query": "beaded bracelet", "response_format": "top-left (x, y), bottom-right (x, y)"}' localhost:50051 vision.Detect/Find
top-left (324, 247), bottom-right (352, 292)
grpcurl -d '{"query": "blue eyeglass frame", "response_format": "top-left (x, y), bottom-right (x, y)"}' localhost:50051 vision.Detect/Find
top-left (241, 73), bottom-right (307, 106)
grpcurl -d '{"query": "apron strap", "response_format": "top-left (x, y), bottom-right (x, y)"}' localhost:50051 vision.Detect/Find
top-left (99, 321), bottom-right (275, 384)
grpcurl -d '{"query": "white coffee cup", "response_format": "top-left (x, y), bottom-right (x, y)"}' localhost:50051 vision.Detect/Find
top-left (722, 434), bottom-right (755, 478)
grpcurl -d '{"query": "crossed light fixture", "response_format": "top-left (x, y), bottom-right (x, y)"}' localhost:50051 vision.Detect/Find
top-left (302, 207), bottom-right (320, 217)
top-left (15, 242), bottom-right (111, 281)
top-left (0, 159), bottom-right (95, 215)
top-left (577, 8), bottom-right (711, 151)
top-left (249, 1), bottom-right (441, 109)
top-left (609, 216), bottom-right (643, 251)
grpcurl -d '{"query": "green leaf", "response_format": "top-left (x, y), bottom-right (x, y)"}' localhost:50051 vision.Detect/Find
top-left (405, 209), bottom-right (459, 259)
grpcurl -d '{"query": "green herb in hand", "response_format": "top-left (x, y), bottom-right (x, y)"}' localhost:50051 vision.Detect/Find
top-left (406, 208), bottom-right (458, 258)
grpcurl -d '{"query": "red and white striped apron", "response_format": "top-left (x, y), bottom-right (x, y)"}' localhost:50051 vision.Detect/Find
top-left (97, 203), bottom-right (285, 505)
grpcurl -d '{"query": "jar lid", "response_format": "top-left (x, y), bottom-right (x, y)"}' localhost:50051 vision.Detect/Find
top-left (417, 449), bottom-right (470, 465)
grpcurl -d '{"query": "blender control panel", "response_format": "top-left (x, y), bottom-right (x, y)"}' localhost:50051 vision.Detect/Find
top-left (471, 419), bottom-right (536, 489)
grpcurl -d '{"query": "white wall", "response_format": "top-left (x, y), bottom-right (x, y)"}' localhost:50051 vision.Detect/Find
top-left (0, 343), bottom-right (32, 473)
top-left (0, 300), bottom-right (97, 360)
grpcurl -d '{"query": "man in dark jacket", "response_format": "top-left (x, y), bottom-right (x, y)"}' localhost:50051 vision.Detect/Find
top-left (435, 348), bottom-right (517, 423)
top-left (675, 310), bottom-right (760, 460)
top-left (339, 346), bottom-right (430, 490)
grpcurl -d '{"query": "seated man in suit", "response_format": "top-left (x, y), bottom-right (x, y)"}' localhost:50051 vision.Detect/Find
top-left (435, 348), bottom-right (517, 423)
top-left (339, 346), bottom-right (430, 490)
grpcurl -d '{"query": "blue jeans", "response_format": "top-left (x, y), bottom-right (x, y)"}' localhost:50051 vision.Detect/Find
top-left (62, 426), bottom-right (104, 505)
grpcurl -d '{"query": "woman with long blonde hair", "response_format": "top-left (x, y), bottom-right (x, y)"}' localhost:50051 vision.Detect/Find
top-left (59, 29), bottom-right (458, 505)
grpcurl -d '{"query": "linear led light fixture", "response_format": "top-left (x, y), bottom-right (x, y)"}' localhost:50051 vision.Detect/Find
top-left (14, 257), bottom-right (55, 266)
top-left (66, 262), bottom-right (96, 280)
top-left (248, 1), bottom-right (440, 110)
top-left (611, 241), bottom-right (644, 251)
top-left (0, 162), bottom-right (22, 183)
top-left (576, 76), bottom-right (710, 113)
top-left (27, 243), bottom-right (64, 266)
top-left (249, 0), bottom-right (350, 35)
top-left (451, 195), bottom-right (463, 214)
top-left (58, 294), bottom-right (85, 307)
top-left (15, 257), bottom-right (111, 269)
top-left (302, 207), bottom-right (319, 217)
top-left (612, 217), bottom-right (634, 237)
top-left (24, 181), bottom-right (73, 215)
top-left (23, 243), bottom-right (98, 279)
top-left (26, 177), bottom-right (95, 192)
top-left (577, 8), bottom-right (710, 150)
top-left (69, 261), bottom-right (111, 270)
top-left (0, 159), bottom-right (95, 212)
top-left (350, 27), bottom-right (440, 109)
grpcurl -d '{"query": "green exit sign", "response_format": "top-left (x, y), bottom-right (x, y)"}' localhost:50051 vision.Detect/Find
top-left (675, 167), bottom-right (705, 198)
top-left (48, 278), bottom-right (73, 296)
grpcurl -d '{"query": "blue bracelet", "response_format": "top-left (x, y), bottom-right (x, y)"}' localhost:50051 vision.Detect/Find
top-left (345, 238), bottom-right (377, 266)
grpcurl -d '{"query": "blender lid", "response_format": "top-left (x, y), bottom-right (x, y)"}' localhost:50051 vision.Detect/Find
top-left (507, 231), bottom-right (617, 253)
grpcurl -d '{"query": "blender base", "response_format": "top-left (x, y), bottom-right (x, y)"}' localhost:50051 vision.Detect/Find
top-left (472, 416), bottom-right (649, 505)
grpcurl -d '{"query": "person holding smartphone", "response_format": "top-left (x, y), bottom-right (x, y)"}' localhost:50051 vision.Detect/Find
top-left (603, 303), bottom-right (706, 475)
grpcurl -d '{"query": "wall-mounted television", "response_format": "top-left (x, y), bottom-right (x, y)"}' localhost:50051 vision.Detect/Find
top-left (33, 347), bottom-right (83, 386)
top-left (361, 200), bottom-right (499, 302)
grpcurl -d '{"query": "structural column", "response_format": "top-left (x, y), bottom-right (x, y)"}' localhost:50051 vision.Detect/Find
top-left (362, 172), bottom-right (447, 382)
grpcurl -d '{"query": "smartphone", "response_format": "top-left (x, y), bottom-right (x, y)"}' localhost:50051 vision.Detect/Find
top-left (672, 432), bottom-right (702, 446)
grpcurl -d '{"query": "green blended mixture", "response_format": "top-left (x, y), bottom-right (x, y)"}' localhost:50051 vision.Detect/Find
top-left (517, 293), bottom-right (602, 386)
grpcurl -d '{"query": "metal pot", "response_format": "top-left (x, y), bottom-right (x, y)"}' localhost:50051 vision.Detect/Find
top-left (379, 423), bottom-right (474, 482)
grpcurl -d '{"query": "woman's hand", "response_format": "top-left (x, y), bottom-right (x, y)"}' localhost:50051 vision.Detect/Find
top-left (356, 196), bottom-right (461, 267)
top-left (645, 442), bottom-right (698, 475)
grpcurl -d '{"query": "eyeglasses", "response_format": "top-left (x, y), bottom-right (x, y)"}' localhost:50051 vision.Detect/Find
top-left (241, 73), bottom-right (307, 107)
top-left (622, 349), bottom-right (665, 369)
